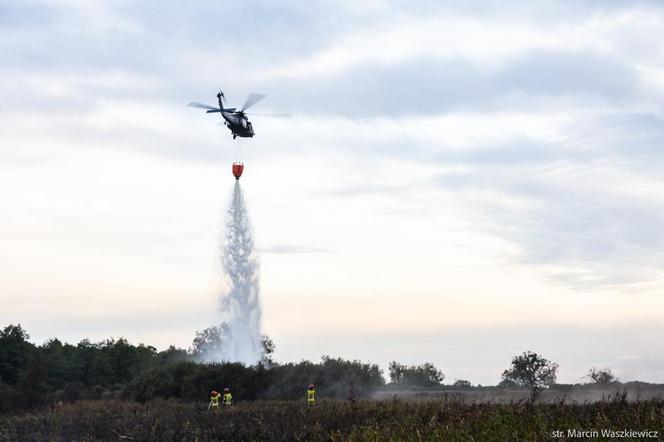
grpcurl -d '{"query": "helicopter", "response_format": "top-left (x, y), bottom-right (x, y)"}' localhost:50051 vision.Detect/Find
top-left (187, 91), bottom-right (287, 139)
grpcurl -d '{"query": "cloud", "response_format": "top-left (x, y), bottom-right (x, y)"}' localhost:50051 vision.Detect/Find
top-left (430, 112), bottom-right (664, 288)
top-left (256, 49), bottom-right (645, 118)
top-left (2, 0), bottom-right (664, 380)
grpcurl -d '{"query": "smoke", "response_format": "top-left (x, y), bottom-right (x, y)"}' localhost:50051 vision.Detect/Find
top-left (196, 181), bottom-right (263, 365)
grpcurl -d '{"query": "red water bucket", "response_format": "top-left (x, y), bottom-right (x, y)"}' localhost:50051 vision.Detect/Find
top-left (232, 162), bottom-right (244, 180)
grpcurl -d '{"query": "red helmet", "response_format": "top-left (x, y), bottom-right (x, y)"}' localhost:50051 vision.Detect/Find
top-left (211, 390), bottom-right (218, 395)
top-left (308, 384), bottom-right (314, 389)
top-left (224, 388), bottom-right (230, 392)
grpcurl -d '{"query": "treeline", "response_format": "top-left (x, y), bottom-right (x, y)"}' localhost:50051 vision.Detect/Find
top-left (1, 324), bottom-right (633, 412)
top-left (0, 324), bottom-right (386, 411)
top-left (0, 324), bottom-right (185, 411)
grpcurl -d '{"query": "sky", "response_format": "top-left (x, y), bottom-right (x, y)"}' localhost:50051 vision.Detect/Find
top-left (1, 0), bottom-right (664, 385)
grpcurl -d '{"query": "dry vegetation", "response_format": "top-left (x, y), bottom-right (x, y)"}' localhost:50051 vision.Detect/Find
top-left (374, 382), bottom-right (664, 403)
top-left (1, 397), bottom-right (662, 441)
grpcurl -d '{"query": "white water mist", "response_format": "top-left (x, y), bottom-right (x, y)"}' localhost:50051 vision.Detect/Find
top-left (197, 181), bottom-right (262, 364)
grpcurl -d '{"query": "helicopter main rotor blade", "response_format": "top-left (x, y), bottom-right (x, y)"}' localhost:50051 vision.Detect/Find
top-left (245, 112), bottom-right (291, 118)
top-left (187, 102), bottom-right (218, 110)
top-left (241, 93), bottom-right (267, 112)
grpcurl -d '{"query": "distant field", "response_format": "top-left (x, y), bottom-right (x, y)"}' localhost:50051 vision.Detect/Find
top-left (374, 382), bottom-right (664, 403)
top-left (1, 397), bottom-right (662, 441)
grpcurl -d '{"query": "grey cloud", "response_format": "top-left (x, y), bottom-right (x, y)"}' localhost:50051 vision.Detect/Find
top-left (424, 107), bottom-right (664, 289)
top-left (572, 112), bottom-right (664, 167)
top-left (262, 58), bottom-right (487, 117)
top-left (496, 50), bottom-right (639, 101)
top-left (260, 49), bottom-right (642, 118)
top-left (433, 150), bottom-right (664, 287)
top-left (431, 138), bottom-right (570, 166)
top-left (2, 1), bottom-right (651, 120)
top-left (0, 1), bottom-right (372, 75)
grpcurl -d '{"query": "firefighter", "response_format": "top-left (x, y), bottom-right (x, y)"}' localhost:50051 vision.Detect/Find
top-left (307, 384), bottom-right (316, 405)
top-left (223, 387), bottom-right (233, 406)
top-left (208, 390), bottom-right (220, 410)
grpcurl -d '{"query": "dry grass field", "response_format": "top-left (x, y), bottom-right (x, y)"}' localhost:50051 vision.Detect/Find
top-left (1, 396), bottom-right (662, 441)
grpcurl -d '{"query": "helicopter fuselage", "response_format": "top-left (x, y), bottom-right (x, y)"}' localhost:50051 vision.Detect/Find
top-left (221, 111), bottom-right (254, 138)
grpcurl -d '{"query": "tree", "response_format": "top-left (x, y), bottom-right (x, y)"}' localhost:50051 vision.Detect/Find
top-left (155, 346), bottom-right (190, 365)
top-left (453, 379), bottom-right (472, 388)
top-left (190, 325), bottom-right (230, 360)
top-left (0, 324), bottom-right (33, 385)
top-left (319, 356), bottom-right (385, 399)
top-left (41, 338), bottom-right (78, 388)
top-left (75, 339), bottom-right (98, 386)
top-left (104, 338), bottom-right (154, 384)
top-left (261, 335), bottom-right (275, 366)
top-left (388, 361), bottom-right (444, 387)
top-left (134, 344), bottom-right (158, 372)
top-left (588, 367), bottom-right (617, 384)
top-left (25, 353), bottom-right (47, 398)
top-left (501, 351), bottom-right (558, 402)
top-left (88, 352), bottom-right (115, 387)
top-left (497, 378), bottom-right (518, 388)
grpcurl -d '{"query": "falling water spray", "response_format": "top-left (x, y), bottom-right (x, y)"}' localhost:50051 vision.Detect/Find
top-left (196, 180), bottom-right (263, 364)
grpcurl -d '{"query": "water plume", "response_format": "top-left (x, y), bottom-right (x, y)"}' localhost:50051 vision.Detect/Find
top-left (196, 181), bottom-right (262, 364)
